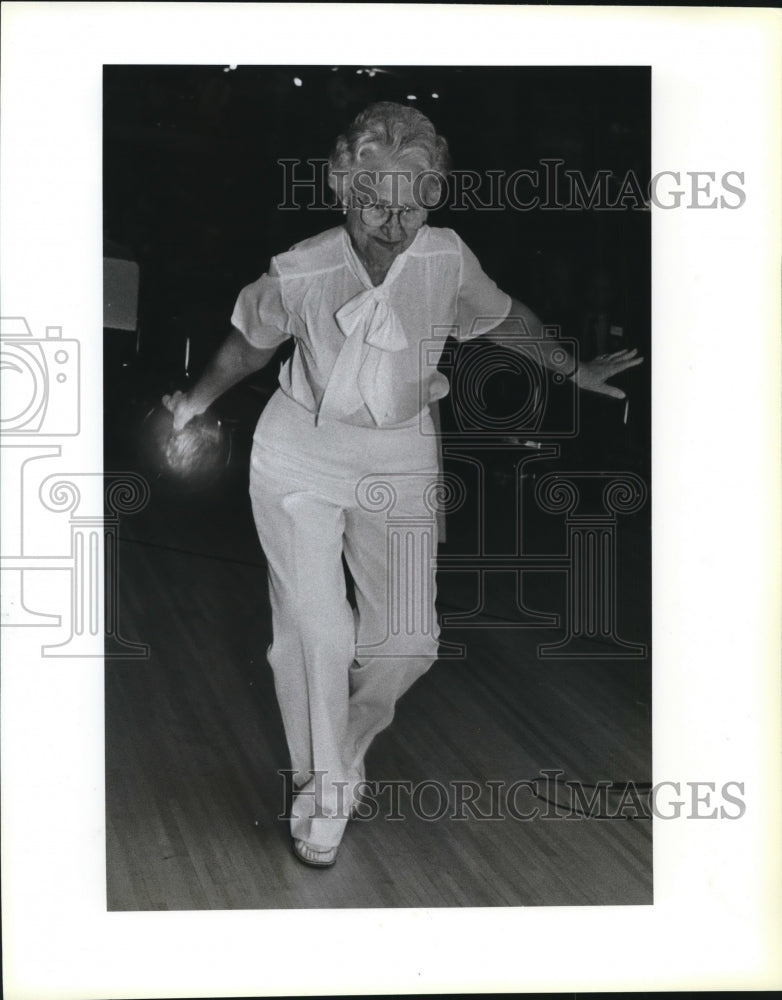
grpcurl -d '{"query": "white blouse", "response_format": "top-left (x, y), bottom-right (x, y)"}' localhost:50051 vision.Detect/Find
top-left (231, 224), bottom-right (512, 428)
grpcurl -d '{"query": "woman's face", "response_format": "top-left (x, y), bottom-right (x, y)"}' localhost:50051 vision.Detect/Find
top-left (343, 159), bottom-right (428, 270)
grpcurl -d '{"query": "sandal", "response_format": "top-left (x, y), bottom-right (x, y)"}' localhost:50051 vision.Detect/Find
top-left (292, 838), bottom-right (338, 868)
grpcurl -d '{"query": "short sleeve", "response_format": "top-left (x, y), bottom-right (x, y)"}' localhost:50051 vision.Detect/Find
top-left (455, 236), bottom-right (512, 341)
top-left (230, 258), bottom-right (292, 350)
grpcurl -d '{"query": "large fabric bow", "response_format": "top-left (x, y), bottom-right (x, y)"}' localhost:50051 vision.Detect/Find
top-left (317, 286), bottom-right (409, 425)
top-left (334, 286), bottom-right (408, 352)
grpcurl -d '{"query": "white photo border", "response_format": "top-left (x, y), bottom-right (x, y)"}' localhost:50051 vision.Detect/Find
top-left (1, 3), bottom-right (780, 996)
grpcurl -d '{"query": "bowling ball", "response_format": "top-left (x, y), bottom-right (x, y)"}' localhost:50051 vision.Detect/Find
top-left (139, 404), bottom-right (231, 491)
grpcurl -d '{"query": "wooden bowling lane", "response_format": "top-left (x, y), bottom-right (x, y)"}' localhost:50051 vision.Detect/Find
top-left (106, 497), bottom-right (651, 909)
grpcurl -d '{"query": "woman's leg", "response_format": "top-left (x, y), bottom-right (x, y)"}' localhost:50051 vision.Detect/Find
top-left (250, 460), bottom-right (356, 850)
top-left (341, 472), bottom-right (440, 783)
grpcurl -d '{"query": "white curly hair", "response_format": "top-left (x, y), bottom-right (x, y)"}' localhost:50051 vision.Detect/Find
top-left (328, 101), bottom-right (451, 209)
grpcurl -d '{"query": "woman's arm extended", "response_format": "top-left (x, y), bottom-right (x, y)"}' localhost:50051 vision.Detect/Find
top-left (486, 296), bottom-right (643, 399)
top-left (162, 326), bottom-right (282, 430)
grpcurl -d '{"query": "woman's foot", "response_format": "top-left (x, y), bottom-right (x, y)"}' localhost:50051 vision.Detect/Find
top-left (292, 838), bottom-right (338, 868)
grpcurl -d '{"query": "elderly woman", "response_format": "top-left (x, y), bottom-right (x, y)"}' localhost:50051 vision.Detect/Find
top-left (163, 102), bottom-right (641, 867)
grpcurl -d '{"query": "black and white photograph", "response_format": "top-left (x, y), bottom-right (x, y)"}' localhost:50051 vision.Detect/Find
top-left (102, 63), bottom-right (652, 907)
top-left (2, 4), bottom-right (780, 997)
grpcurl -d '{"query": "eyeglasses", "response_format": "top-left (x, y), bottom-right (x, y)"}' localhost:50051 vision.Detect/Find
top-left (359, 203), bottom-right (427, 230)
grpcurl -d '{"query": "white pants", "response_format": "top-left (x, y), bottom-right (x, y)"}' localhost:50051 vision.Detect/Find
top-left (249, 390), bottom-right (441, 849)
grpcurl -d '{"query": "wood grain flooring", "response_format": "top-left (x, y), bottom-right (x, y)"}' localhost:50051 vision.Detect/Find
top-left (105, 441), bottom-right (651, 910)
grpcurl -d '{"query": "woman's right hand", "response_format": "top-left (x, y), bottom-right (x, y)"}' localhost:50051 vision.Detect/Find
top-left (161, 390), bottom-right (205, 432)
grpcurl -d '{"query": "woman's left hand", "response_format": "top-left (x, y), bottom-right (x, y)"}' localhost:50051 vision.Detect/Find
top-left (571, 348), bottom-right (644, 399)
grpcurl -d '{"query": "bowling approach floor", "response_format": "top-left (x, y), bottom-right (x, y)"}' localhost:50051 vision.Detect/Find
top-left (105, 403), bottom-right (652, 911)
